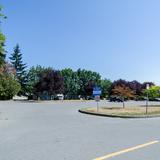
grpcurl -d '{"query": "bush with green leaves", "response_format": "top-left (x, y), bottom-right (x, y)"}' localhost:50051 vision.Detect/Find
top-left (0, 73), bottom-right (21, 100)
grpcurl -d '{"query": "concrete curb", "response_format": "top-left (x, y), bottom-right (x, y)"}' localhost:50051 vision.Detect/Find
top-left (79, 108), bottom-right (160, 118)
top-left (12, 100), bottom-right (89, 103)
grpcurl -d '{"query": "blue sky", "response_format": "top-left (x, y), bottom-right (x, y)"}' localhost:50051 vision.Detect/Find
top-left (1, 0), bottom-right (160, 84)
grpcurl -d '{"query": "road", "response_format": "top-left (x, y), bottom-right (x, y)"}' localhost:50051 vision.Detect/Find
top-left (0, 100), bottom-right (160, 160)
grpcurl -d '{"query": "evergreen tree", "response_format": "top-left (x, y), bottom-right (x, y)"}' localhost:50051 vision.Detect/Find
top-left (10, 44), bottom-right (27, 96)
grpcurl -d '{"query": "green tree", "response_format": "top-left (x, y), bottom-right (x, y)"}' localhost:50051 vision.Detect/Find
top-left (0, 73), bottom-right (21, 100)
top-left (0, 6), bottom-right (20, 100)
top-left (61, 68), bottom-right (80, 99)
top-left (61, 68), bottom-right (101, 99)
top-left (143, 86), bottom-right (160, 101)
top-left (9, 44), bottom-right (27, 96)
top-left (0, 6), bottom-right (6, 67)
top-left (100, 79), bottom-right (112, 98)
top-left (27, 65), bottom-right (47, 97)
top-left (0, 33), bottom-right (5, 67)
top-left (77, 69), bottom-right (101, 98)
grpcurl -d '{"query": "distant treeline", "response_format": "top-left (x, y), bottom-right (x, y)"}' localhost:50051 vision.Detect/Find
top-left (0, 44), bottom-right (156, 100)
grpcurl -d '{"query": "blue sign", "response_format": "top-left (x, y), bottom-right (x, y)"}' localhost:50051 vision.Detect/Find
top-left (93, 87), bottom-right (102, 96)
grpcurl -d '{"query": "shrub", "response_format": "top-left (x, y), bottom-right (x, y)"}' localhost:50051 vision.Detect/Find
top-left (0, 73), bottom-right (21, 100)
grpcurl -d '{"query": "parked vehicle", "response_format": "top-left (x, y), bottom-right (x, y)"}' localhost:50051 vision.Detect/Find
top-left (109, 96), bottom-right (123, 102)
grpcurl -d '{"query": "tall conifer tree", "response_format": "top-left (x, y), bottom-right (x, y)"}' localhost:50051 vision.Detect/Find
top-left (10, 44), bottom-right (27, 95)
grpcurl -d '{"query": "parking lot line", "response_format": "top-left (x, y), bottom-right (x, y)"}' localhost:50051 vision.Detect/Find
top-left (93, 140), bottom-right (159, 160)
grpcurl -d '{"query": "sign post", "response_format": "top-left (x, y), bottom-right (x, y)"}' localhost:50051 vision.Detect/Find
top-left (146, 84), bottom-right (150, 114)
top-left (93, 87), bottom-right (102, 112)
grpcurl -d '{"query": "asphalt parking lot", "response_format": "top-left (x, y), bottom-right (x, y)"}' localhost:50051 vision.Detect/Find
top-left (0, 100), bottom-right (160, 160)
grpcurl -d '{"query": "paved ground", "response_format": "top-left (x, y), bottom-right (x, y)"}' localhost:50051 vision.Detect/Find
top-left (0, 100), bottom-right (160, 160)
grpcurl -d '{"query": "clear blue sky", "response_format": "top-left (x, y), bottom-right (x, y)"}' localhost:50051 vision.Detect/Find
top-left (1, 0), bottom-right (160, 84)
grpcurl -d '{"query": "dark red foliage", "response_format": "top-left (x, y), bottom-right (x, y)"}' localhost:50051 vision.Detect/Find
top-left (128, 80), bottom-right (143, 96)
top-left (84, 80), bottom-right (95, 96)
top-left (35, 69), bottom-right (64, 96)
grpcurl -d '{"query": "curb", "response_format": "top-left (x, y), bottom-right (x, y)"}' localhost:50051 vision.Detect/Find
top-left (79, 108), bottom-right (160, 118)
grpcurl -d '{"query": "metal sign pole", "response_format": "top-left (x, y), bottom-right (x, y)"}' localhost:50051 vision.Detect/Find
top-left (97, 101), bottom-right (99, 112)
top-left (146, 92), bottom-right (148, 114)
top-left (93, 87), bottom-right (102, 113)
top-left (146, 84), bottom-right (149, 114)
